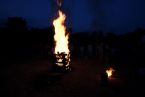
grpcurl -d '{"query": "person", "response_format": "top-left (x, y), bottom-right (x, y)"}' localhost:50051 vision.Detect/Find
top-left (100, 69), bottom-right (109, 87)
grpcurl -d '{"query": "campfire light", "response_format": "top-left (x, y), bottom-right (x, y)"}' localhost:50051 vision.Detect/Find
top-left (53, 10), bottom-right (69, 55)
top-left (106, 67), bottom-right (114, 77)
top-left (52, 1), bottom-right (70, 71)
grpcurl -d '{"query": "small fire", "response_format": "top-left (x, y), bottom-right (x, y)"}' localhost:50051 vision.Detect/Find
top-left (106, 67), bottom-right (114, 77)
top-left (53, 10), bottom-right (70, 67)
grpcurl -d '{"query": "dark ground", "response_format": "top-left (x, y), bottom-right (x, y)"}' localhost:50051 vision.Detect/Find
top-left (1, 58), bottom-right (145, 97)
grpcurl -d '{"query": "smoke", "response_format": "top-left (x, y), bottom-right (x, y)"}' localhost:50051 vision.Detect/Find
top-left (50, 0), bottom-right (145, 33)
top-left (86, 0), bottom-right (114, 31)
top-left (55, 0), bottom-right (63, 6)
top-left (49, 0), bottom-right (59, 23)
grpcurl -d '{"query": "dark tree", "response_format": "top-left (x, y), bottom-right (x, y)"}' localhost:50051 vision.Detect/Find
top-left (6, 17), bottom-right (27, 30)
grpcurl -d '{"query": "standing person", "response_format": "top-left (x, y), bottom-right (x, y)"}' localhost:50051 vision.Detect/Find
top-left (100, 69), bottom-right (109, 87)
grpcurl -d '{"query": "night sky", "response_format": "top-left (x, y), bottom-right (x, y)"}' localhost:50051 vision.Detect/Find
top-left (0, 0), bottom-right (145, 34)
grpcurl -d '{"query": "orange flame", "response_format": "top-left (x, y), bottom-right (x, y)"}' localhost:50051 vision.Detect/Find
top-left (53, 10), bottom-right (70, 67)
top-left (53, 10), bottom-right (69, 55)
top-left (106, 67), bottom-right (114, 77)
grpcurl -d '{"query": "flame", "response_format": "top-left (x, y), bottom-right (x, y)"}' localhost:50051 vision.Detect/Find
top-left (106, 68), bottom-right (114, 77)
top-left (53, 10), bottom-right (70, 67)
top-left (53, 10), bottom-right (69, 54)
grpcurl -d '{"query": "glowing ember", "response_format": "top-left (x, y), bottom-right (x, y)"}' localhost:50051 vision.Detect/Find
top-left (53, 10), bottom-right (70, 67)
top-left (106, 68), bottom-right (114, 77)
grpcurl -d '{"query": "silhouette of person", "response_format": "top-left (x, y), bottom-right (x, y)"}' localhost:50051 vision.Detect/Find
top-left (100, 69), bottom-right (109, 87)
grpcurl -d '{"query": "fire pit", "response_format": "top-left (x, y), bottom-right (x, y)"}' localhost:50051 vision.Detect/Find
top-left (52, 52), bottom-right (71, 72)
top-left (52, 3), bottom-right (71, 72)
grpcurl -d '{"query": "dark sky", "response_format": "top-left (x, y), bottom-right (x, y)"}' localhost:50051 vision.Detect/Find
top-left (0, 0), bottom-right (145, 34)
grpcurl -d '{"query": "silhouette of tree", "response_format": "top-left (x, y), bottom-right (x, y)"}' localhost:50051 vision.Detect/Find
top-left (6, 17), bottom-right (27, 30)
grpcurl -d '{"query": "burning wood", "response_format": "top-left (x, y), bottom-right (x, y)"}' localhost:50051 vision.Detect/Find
top-left (53, 52), bottom-right (70, 72)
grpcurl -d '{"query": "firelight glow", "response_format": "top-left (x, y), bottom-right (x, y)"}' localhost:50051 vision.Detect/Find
top-left (106, 67), bottom-right (114, 77)
top-left (53, 10), bottom-right (69, 54)
top-left (53, 9), bottom-right (70, 67)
